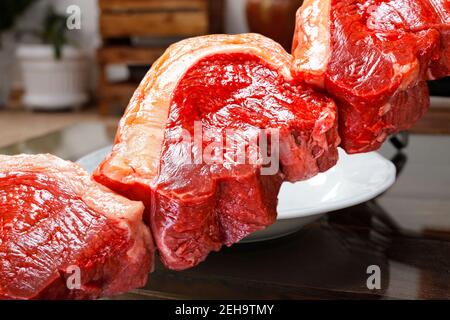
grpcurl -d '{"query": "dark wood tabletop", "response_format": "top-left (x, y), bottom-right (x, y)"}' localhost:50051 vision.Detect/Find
top-left (1, 122), bottom-right (449, 300)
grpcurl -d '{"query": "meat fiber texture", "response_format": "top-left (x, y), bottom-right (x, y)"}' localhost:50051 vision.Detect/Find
top-left (293, 0), bottom-right (450, 153)
top-left (94, 34), bottom-right (340, 271)
top-left (0, 154), bottom-right (153, 300)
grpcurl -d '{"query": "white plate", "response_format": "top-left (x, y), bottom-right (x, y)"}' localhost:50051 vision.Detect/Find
top-left (77, 147), bottom-right (396, 243)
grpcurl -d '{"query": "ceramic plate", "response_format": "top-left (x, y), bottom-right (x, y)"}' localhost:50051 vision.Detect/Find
top-left (77, 147), bottom-right (396, 242)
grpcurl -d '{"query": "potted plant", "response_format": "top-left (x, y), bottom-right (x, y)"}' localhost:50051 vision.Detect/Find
top-left (16, 7), bottom-right (88, 110)
top-left (0, 0), bottom-right (36, 107)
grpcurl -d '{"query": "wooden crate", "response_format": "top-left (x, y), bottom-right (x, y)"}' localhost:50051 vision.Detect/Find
top-left (97, 46), bottom-right (166, 65)
top-left (99, 0), bottom-right (208, 11)
top-left (100, 11), bottom-right (208, 38)
top-left (97, 0), bottom-right (224, 115)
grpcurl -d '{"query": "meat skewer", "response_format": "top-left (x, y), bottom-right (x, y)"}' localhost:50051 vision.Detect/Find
top-left (0, 154), bottom-right (153, 299)
top-left (293, 0), bottom-right (450, 153)
top-left (1, 0), bottom-right (449, 299)
top-left (94, 34), bottom-right (340, 270)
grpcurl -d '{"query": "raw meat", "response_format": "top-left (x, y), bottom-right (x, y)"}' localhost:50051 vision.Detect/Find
top-left (293, 0), bottom-right (450, 153)
top-left (94, 34), bottom-right (340, 270)
top-left (0, 154), bottom-right (153, 300)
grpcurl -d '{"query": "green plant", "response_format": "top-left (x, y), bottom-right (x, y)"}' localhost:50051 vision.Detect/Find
top-left (41, 7), bottom-right (69, 60)
top-left (0, 0), bottom-right (37, 34)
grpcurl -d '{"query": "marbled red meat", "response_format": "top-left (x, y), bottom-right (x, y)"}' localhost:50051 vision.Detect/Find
top-left (0, 154), bottom-right (153, 299)
top-left (293, 0), bottom-right (450, 153)
top-left (94, 34), bottom-right (340, 270)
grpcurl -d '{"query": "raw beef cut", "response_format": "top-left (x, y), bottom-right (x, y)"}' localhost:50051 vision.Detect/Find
top-left (94, 34), bottom-right (340, 270)
top-left (0, 154), bottom-right (153, 300)
top-left (292, 0), bottom-right (450, 153)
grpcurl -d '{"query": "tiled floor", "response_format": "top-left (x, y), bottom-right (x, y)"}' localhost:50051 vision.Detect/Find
top-left (0, 107), bottom-right (119, 148)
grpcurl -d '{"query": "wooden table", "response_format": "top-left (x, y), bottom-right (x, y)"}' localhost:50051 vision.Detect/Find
top-left (1, 123), bottom-right (449, 299)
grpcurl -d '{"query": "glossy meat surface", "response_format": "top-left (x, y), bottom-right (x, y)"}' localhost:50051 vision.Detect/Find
top-left (0, 154), bottom-right (153, 300)
top-left (293, 0), bottom-right (450, 153)
top-left (94, 34), bottom-right (339, 270)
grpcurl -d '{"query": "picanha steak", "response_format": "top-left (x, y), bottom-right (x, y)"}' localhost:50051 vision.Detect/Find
top-left (94, 34), bottom-right (340, 270)
top-left (0, 154), bottom-right (153, 299)
top-left (293, 0), bottom-right (450, 153)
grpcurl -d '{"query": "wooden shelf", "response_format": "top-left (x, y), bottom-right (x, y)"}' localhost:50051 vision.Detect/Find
top-left (99, 0), bottom-right (208, 12)
top-left (97, 81), bottom-right (140, 115)
top-left (98, 81), bottom-right (138, 99)
top-left (100, 10), bottom-right (208, 38)
top-left (98, 46), bottom-right (166, 65)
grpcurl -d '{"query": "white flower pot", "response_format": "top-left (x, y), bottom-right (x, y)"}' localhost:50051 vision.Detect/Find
top-left (17, 44), bottom-right (88, 110)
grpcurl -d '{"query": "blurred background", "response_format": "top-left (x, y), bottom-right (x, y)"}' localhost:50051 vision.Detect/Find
top-left (0, 0), bottom-right (448, 150)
